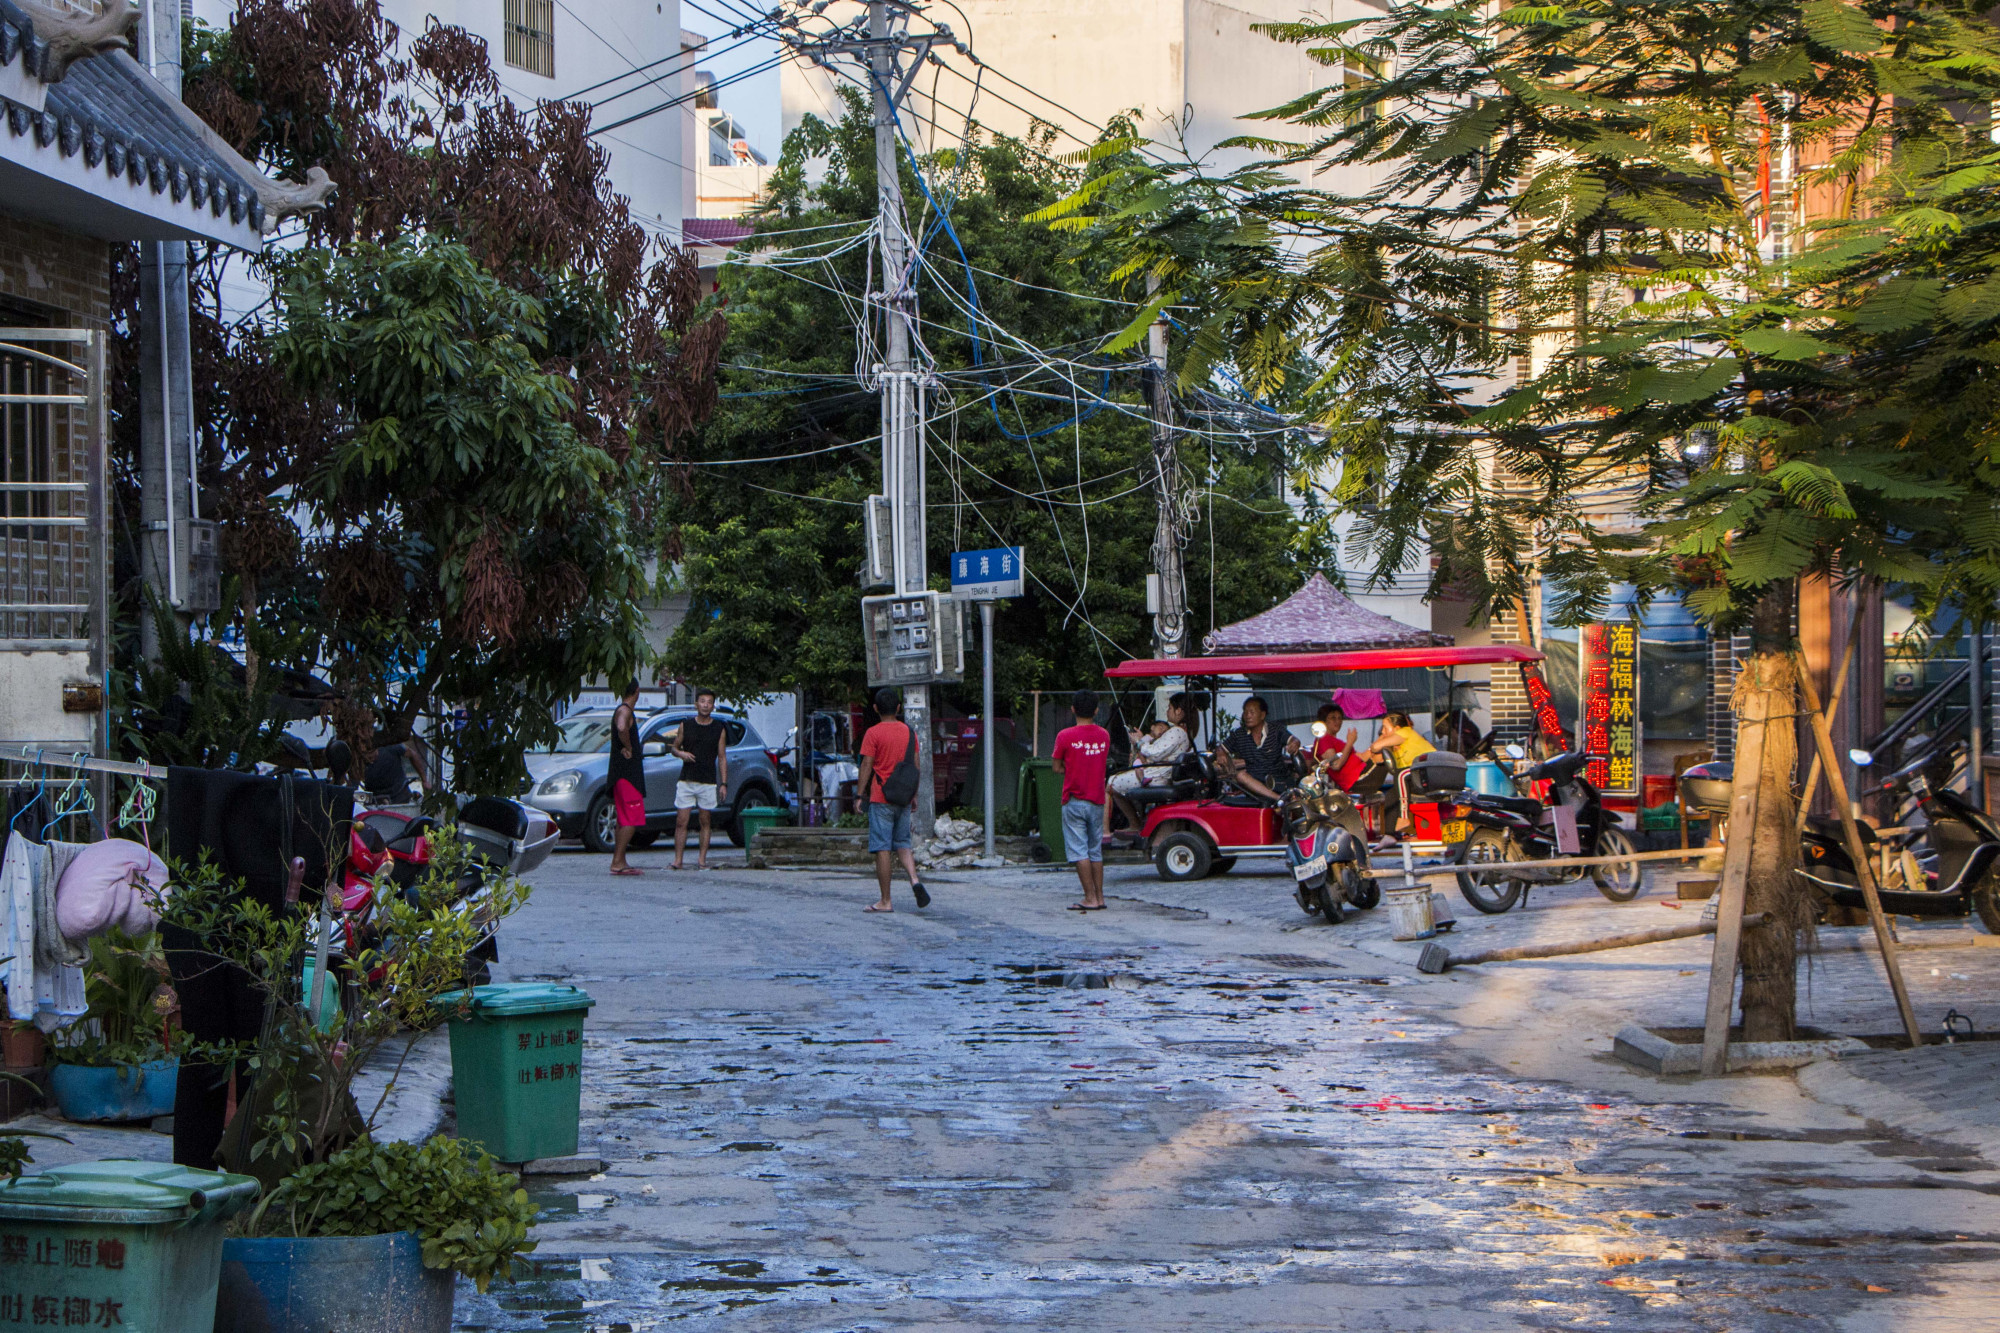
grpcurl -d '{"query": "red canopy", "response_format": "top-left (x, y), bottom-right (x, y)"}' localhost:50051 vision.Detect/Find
top-left (1104, 645), bottom-right (1545, 679)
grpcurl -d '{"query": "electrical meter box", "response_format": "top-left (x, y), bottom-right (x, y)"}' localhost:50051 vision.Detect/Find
top-left (177, 518), bottom-right (221, 613)
top-left (862, 591), bottom-right (964, 687)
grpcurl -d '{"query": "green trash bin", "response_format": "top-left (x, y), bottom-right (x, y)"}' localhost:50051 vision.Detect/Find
top-left (447, 982), bottom-right (597, 1163)
top-left (736, 805), bottom-right (790, 852)
top-left (1016, 759), bottom-right (1065, 862)
top-left (0, 1159), bottom-right (259, 1333)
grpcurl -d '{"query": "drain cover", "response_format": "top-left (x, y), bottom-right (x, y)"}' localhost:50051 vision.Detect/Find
top-left (1240, 954), bottom-right (1339, 969)
top-left (1161, 1040), bottom-right (1283, 1057)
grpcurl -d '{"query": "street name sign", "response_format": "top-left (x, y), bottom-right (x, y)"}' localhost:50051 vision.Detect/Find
top-left (950, 546), bottom-right (1024, 600)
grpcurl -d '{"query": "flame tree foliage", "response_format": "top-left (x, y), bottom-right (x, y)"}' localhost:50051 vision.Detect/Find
top-left (662, 91), bottom-right (1320, 709)
top-left (111, 0), bottom-right (723, 791)
top-left (1044, 0), bottom-right (2000, 1038)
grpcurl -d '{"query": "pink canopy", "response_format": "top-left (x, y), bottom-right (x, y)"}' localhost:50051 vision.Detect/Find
top-left (1200, 573), bottom-right (1451, 654)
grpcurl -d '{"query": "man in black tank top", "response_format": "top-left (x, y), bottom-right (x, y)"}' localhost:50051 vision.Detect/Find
top-left (607, 680), bottom-right (647, 876)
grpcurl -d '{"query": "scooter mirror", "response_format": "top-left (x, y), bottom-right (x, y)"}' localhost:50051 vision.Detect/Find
top-left (1311, 721), bottom-right (1328, 737)
top-left (1504, 743), bottom-right (1526, 760)
top-left (1848, 748), bottom-right (1873, 768)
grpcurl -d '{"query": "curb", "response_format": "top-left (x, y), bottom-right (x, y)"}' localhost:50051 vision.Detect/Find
top-left (1796, 1046), bottom-right (2000, 1162)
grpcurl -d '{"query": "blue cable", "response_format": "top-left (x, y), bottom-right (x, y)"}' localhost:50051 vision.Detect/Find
top-left (876, 76), bottom-right (1119, 441)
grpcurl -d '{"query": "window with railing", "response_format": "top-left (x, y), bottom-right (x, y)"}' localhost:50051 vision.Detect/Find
top-left (504, 0), bottom-right (554, 78)
top-left (0, 328), bottom-right (92, 646)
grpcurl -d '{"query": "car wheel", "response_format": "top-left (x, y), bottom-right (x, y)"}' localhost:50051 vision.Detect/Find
top-left (582, 793), bottom-right (617, 855)
top-left (1154, 831), bottom-right (1213, 882)
top-left (1455, 827), bottom-right (1522, 914)
top-left (726, 786), bottom-right (772, 847)
top-left (1209, 856), bottom-right (1237, 877)
top-left (1591, 827), bottom-right (1643, 901)
top-left (631, 831), bottom-right (660, 849)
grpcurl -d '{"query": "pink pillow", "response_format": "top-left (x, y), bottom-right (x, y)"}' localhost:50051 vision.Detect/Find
top-left (55, 840), bottom-right (169, 942)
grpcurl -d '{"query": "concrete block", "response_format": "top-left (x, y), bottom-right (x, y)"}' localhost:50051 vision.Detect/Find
top-left (1613, 1024), bottom-right (1870, 1075)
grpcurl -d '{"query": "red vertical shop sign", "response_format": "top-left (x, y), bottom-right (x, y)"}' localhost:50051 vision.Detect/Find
top-left (1520, 664), bottom-right (1568, 751)
top-left (1578, 622), bottom-right (1640, 794)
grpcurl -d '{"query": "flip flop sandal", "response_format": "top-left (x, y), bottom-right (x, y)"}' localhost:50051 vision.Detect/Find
top-left (863, 903), bottom-right (894, 913)
top-left (912, 881), bottom-right (931, 908)
top-left (610, 867), bottom-right (644, 877)
top-left (1068, 902), bottom-right (1106, 912)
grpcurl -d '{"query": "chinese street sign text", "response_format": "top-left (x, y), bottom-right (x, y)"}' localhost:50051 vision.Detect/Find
top-left (1579, 622), bottom-right (1639, 794)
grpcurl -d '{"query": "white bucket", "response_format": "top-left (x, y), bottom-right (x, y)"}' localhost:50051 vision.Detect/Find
top-left (1386, 887), bottom-right (1436, 941)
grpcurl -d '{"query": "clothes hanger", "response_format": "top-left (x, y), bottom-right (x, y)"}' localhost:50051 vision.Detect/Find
top-left (7, 757), bottom-right (49, 842)
top-left (38, 758), bottom-right (93, 842)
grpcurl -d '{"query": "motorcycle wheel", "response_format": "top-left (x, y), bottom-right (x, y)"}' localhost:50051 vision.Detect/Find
top-left (1295, 884), bottom-right (1320, 915)
top-left (1316, 878), bottom-right (1344, 922)
top-left (1346, 867), bottom-right (1379, 910)
top-left (1455, 827), bottom-right (1523, 914)
top-left (1973, 867), bottom-right (2000, 935)
top-left (1591, 827), bottom-right (1644, 901)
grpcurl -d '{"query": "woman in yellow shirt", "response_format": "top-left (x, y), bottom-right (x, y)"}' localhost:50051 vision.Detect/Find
top-left (1361, 712), bottom-right (1435, 844)
top-left (1364, 711), bottom-right (1435, 769)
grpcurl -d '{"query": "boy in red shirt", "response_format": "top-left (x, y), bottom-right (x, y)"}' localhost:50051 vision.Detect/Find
top-left (856, 688), bottom-right (930, 912)
top-left (1052, 689), bottom-right (1111, 911)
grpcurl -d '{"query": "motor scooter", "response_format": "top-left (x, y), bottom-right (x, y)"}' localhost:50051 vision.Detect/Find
top-left (1452, 747), bottom-right (1640, 913)
top-left (1795, 773), bottom-right (2000, 931)
top-left (1281, 724), bottom-right (1373, 922)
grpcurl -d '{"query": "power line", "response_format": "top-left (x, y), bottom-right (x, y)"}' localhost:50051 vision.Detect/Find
top-left (565, 25), bottom-right (774, 108)
top-left (591, 52), bottom-right (790, 135)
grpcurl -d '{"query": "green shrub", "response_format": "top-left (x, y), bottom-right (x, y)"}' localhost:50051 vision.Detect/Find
top-left (251, 1135), bottom-right (536, 1291)
top-left (834, 810), bottom-right (868, 828)
top-left (51, 930), bottom-right (174, 1067)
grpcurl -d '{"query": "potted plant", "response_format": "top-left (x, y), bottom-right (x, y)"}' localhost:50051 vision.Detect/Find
top-left (157, 823), bottom-right (537, 1333)
top-left (47, 929), bottom-right (179, 1123)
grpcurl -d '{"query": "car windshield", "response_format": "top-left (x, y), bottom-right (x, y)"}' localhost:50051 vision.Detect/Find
top-left (539, 716), bottom-right (616, 754)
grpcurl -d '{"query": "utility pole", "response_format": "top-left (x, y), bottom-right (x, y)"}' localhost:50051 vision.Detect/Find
top-left (1145, 276), bottom-right (1188, 664)
top-left (137, 0), bottom-right (195, 659)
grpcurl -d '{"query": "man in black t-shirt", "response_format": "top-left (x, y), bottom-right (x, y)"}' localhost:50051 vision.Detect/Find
top-left (671, 688), bottom-right (729, 870)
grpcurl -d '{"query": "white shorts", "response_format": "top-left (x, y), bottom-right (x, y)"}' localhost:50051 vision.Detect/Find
top-left (675, 782), bottom-right (718, 811)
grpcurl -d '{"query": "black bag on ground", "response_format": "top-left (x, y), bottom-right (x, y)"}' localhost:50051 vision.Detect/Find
top-left (879, 724), bottom-right (921, 807)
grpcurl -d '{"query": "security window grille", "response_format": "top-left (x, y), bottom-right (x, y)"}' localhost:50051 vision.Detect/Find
top-left (504, 0), bottom-right (554, 78)
top-left (0, 335), bottom-right (90, 644)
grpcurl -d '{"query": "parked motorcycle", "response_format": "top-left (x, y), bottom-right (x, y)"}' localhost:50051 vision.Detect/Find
top-left (341, 795), bottom-right (558, 987)
top-left (1452, 747), bottom-right (1641, 914)
top-left (1282, 724), bottom-right (1373, 921)
top-left (1795, 773), bottom-right (2000, 932)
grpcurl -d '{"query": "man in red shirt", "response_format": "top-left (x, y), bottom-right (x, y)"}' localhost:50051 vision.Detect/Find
top-left (856, 688), bottom-right (930, 913)
top-left (1052, 689), bottom-right (1111, 911)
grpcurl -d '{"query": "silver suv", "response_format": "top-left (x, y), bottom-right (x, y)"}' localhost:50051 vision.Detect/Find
top-left (523, 707), bottom-right (782, 853)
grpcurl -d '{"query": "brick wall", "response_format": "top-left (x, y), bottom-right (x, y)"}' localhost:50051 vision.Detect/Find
top-left (0, 219), bottom-right (112, 329)
top-left (1489, 596), bottom-right (1535, 741)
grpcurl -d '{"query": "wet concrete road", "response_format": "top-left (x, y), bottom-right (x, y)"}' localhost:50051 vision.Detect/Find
top-left (455, 853), bottom-right (2000, 1331)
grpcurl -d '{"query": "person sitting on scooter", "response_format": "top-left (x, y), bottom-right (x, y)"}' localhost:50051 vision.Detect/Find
top-left (1214, 696), bottom-right (1291, 803)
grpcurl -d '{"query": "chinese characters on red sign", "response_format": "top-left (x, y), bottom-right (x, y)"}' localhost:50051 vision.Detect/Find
top-left (1579, 622), bottom-right (1639, 794)
top-left (1521, 666), bottom-right (1568, 750)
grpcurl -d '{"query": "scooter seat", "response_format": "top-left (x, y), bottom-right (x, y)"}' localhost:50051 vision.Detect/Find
top-left (1472, 794), bottom-right (1544, 822)
top-left (1805, 813), bottom-right (1877, 845)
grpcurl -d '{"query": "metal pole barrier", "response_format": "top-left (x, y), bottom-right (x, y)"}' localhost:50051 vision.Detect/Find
top-left (981, 599), bottom-right (996, 861)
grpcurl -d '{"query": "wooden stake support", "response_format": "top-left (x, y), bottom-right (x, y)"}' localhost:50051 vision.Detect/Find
top-left (1418, 913), bottom-right (1769, 974)
top-left (1793, 654), bottom-right (1924, 1049)
top-left (1701, 700), bottom-right (1766, 1077)
top-left (1795, 600), bottom-right (1865, 833)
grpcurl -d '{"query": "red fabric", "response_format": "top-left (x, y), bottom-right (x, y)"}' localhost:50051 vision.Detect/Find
top-left (859, 721), bottom-right (911, 804)
top-left (1052, 723), bottom-right (1110, 804)
top-left (613, 779), bottom-right (645, 827)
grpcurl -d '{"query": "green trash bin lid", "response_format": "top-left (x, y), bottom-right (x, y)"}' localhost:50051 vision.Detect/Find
top-left (0, 1160), bottom-right (259, 1224)
top-left (455, 982), bottom-right (596, 1018)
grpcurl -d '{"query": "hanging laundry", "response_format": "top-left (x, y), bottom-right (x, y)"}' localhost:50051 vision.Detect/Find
top-left (0, 833), bottom-right (88, 1027)
top-left (54, 838), bottom-right (169, 941)
top-left (1330, 687), bottom-right (1388, 720)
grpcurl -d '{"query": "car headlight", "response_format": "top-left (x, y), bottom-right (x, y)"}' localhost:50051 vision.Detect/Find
top-left (538, 770), bottom-right (583, 796)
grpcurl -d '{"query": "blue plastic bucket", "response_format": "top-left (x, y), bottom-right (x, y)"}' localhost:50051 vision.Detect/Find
top-left (1464, 761), bottom-right (1515, 797)
top-left (48, 1058), bottom-right (177, 1122)
top-left (215, 1232), bottom-right (454, 1333)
